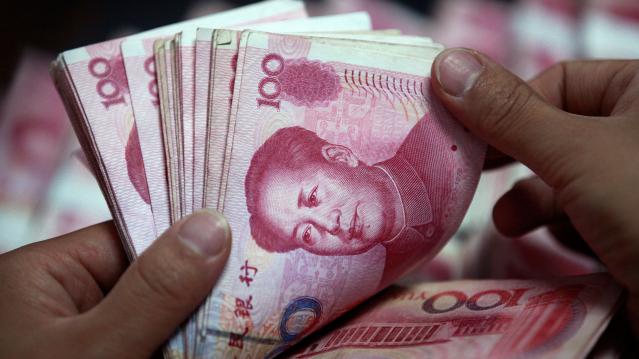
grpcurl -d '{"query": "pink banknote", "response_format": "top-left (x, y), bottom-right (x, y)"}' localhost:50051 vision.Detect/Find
top-left (121, 36), bottom-right (174, 231)
top-left (193, 32), bottom-right (485, 357)
top-left (193, 30), bottom-right (216, 209)
top-left (510, 0), bottom-right (580, 78)
top-left (434, 0), bottom-right (510, 66)
top-left (161, 37), bottom-right (186, 226)
top-left (28, 137), bottom-right (111, 242)
top-left (53, 4), bottom-right (306, 357)
top-left (0, 51), bottom-right (71, 251)
top-left (200, 13), bottom-right (375, 211)
top-left (212, 32), bottom-right (442, 211)
top-left (583, 0), bottom-right (639, 59)
top-left (120, 0), bottom-right (307, 234)
top-left (53, 41), bottom-right (157, 255)
top-left (155, 39), bottom-right (184, 223)
top-left (289, 274), bottom-right (621, 358)
top-left (203, 33), bottom-right (241, 210)
top-left (186, 6), bottom-right (308, 214)
top-left (142, 4), bottom-right (307, 356)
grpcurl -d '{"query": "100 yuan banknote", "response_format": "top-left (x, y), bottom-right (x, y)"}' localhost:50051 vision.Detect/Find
top-left (209, 31), bottom-right (443, 211)
top-left (194, 12), bottom-right (373, 210)
top-left (194, 32), bottom-right (485, 357)
top-left (290, 274), bottom-right (621, 359)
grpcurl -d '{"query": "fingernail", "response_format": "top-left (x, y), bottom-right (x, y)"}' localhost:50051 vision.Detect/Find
top-left (436, 49), bottom-right (483, 97)
top-left (178, 210), bottom-right (230, 258)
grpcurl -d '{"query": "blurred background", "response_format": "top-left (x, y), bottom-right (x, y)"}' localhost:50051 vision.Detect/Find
top-left (1, 0), bottom-right (638, 280)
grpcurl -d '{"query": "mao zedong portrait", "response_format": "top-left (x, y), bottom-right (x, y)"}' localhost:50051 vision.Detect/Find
top-left (245, 116), bottom-right (449, 288)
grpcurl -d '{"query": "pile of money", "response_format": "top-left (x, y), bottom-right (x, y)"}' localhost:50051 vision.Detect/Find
top-left (50, 1), bottom-right (622, 357)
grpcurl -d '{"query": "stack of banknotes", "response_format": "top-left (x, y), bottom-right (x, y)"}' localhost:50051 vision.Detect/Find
top-left (50, 1), bottom-right (623, 358)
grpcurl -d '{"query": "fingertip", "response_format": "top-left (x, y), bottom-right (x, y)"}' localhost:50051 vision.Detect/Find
top-left (492, 183), bottom-right (543, 238)
top-left (492, 194), bottom-right (530, 237)
top-left (493, 176), bottom-right (564, 238)
top-left (433, 48), bottom-right (485, 98)
top-left (177, 209), bottom-right (231, 260)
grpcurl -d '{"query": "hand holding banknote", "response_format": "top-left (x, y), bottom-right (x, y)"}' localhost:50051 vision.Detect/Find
top-left (0, 211), bottom-right (230, 358)
top-left (29, 1), bottom-right (636, 355)
top-left (432, 49), bottom-right (639, 332)
top-left (1, 49), bottom-right (637, 358)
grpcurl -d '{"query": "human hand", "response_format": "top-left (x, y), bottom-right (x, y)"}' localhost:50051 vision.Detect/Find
top-left (431, 49), bottom-right (639, 330)
top-left (0, 210), bottom-right (231, 358)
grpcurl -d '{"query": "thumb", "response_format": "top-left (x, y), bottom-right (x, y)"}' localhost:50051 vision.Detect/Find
top-left (431, 48), bottom-right (588, 188)
top-left (78, 210), bottom-right (231, 358)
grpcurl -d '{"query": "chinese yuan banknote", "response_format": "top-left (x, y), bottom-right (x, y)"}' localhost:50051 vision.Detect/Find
top-left (120, 0), bottom-right (306, 235)
top-left (191, 32), bottom-right (484, 358)
top-left (203, 28), bottom-right (440, 212)
top-left (191, 12), bottom-right (375, 349)
top-left (288, 274), bottom-right (621, 359)
top-left (50, 1), bottom-right (625, 358)
top-left (51, 1), bottom-right (306, 357)
top-left (179, 7), bottom-right (317, 216)
top-left (210, 32), bottom-right (444, 212)
top-left (0, 51), bottom-right (71, 251)
top-left (194, 12), bottom-right (373, 210)
top-left (50, 0), bottom-right (306, 256)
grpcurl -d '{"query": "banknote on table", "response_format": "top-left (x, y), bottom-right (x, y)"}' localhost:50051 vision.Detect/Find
top-left (49, 0), bottom-right (625, 358)
top-left (287, 274), bottom-right (622, 359)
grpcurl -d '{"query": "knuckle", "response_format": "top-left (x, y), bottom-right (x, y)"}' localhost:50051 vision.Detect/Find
top-left (474, 74), bottom-right (535, 140)
top-left (604, 61), bottom-right (639, 114)
top-left (133, 254), bottom-right (189, 305)
top-left (540, 61), bottom-right (566, 80)
top-left (534, 119), bottom-right (599, 189)
top-left (536, 148), bottom-right (579, 189)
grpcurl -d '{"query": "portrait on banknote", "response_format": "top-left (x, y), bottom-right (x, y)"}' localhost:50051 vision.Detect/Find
top-left (245, 110), bottom-right (458, 288)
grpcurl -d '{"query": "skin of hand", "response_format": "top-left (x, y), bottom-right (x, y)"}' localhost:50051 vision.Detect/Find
top-left (0, 210), bottom-right (231, 358)
top-left (431, 48), bottom-right (639, 332)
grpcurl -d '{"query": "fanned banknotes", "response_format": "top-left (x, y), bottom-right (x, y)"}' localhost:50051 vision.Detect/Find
top-left (50, 1), bottom-right (621, 358)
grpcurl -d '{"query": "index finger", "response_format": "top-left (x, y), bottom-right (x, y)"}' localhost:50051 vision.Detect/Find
top-left (43, 221), bottom-right (128, 292)
top-left (483, 60), bottom-right (639, 171)
top-left (529, 60), bottom-right (639, 116)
